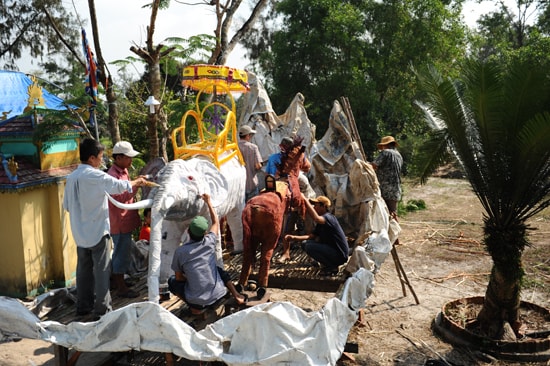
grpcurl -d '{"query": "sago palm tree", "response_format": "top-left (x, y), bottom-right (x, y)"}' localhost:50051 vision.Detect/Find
top-left (415, 58), bottom-right (550, 339)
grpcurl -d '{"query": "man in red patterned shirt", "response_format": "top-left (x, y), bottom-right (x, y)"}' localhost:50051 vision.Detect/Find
top-left (108, 141), bottom-right (142, 298)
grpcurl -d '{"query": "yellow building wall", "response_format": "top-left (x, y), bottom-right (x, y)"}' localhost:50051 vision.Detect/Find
top-left (40, 150), bottom-right (79, 171)
top-left (50, 181), bottom-right (77, 288)
top-left (0, 182), bottom-right (77, 297)
top-left (0, 193), bottom-right (26, 296)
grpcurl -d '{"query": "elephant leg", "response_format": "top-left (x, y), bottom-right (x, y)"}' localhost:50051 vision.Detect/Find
top-left (226, 204), bottom-right (244, 252)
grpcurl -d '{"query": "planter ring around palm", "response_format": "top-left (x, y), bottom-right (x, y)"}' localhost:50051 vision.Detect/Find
top-left (434, 296), bottom-right (550, 362)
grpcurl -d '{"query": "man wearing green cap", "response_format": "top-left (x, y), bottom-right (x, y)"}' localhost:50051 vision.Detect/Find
top-left (168, 193), bottom-right (247, 314)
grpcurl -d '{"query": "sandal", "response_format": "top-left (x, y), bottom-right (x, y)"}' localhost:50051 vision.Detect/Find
top-left (277, 256), bottom-right (291, 264)
top-left (256, 287), bottom-right (267, 300)
top-left (235, 283), bottom-right (244, 294)
top-left (247, 280), bottom-right (257, 291)
top-left (237, 293), bottom-right (249, 306)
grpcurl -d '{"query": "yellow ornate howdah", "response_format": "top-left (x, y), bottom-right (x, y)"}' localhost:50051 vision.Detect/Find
top-left (173, 65), bottom-right (249, 168)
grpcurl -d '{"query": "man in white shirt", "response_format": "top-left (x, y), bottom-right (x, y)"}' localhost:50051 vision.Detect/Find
top-left (63, 138), bottom-right (145, 319)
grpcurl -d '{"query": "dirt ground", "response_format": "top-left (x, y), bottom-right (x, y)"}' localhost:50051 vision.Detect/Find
top-left (1, 177), bottom-right (549, 366)
top-left (334, 178), bottom-right (550, 366)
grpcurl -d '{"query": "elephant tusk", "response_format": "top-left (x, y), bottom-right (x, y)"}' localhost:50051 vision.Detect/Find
top-left (105, 192), bottom-right (153, 210)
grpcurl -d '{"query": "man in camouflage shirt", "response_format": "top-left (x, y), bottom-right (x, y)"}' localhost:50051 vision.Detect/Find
top-left (372, 136), bottom-right (403, 217)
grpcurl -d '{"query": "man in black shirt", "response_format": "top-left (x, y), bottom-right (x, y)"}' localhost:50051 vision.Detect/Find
top-left (282, 194), bottom-right (348, 275)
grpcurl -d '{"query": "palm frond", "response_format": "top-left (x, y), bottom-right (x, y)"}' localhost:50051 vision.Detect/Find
top-left (416, 58), bottom-right (550, 227)
top-left (513, 112), bottom-right (550, 220)
top-left (413, 102), bottom-right (454, 184)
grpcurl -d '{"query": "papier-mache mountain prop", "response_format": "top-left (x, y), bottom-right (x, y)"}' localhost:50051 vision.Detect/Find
top-left (238, 72), bottom-right (316, 162)
top-left (238, 71), bottom-right (398, 243)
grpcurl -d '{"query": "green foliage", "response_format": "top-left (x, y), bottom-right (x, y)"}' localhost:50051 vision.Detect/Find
top-left (129, 157), bottom-right (146, 177)
top-left (467, 0), bottom-right (550, 67)
top-left (0, 0), bottom-right (80, 69)
top-left (468, 3), bottom-right (517, 61)
top-left (142, 0), bottom-right (171, 10)
top-left (398, 198), bottom-right (427, 217)
top-left (111, 35), bottom-right (216, 73)
top-left (164, 35), bottom-right (217, 64)
top-left (415, 57), bottom-right (550, 286)
top-left (244, 0), bottom-right (467, 163)
top-left (405, 199), bottom-right (426, 211)
top-left (31, 110), bottom-right (81, 144)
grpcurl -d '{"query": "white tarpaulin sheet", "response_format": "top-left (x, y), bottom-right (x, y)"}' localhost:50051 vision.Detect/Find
top-left (0, 269), bottom-right (374, 366)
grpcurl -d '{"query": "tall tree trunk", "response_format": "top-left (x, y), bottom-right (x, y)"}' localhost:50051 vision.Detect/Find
top-left (106, 79), bottom-right (120, 142)
top-left (477, 219), bottom-right (525, 339)
top-left (88, 0), bottom-right (120, 143)
top-left (208, 0), bottom-right (269, 65)
top-left (130, 0), bottom-right (174, 159)
top-left (148, 61), bottom-right (161, 158)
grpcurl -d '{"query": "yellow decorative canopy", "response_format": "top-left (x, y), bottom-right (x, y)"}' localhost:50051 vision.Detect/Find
top-left (182, 64), bottom-right (249, 94)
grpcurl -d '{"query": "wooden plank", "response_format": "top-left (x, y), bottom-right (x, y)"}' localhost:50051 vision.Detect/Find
top-left (224, 245), bottom-right (347, 293)
top-left (42, 244), bottom-right (346, 325)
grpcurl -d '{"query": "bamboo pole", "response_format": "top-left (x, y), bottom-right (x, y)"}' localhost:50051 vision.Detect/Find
top-left (340, 96), bottom-right (367, 161)
top-left (340, 96), bottom-right (420, 305)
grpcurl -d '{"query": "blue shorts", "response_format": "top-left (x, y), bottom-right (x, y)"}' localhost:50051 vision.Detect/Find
top-left (111, 232), bottom-right (133, 274)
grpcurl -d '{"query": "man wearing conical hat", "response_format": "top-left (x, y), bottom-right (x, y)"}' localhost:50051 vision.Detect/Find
top-left (371, 136), bottom-right (403, 217)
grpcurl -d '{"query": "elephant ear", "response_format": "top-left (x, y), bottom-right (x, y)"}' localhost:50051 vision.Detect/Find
top-left (192, 158), bottom-right (229, 208)
top-left (139, 157), bottom-right (166, 199)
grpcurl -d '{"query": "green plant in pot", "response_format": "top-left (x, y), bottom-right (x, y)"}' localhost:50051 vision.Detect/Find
top-left (414, 58), bottom-right (550, 348)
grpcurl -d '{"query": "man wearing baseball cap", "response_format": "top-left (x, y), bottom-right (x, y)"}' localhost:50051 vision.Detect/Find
top-left (107, 141), bottom-right (142, 298)
top-left (282, 194), bottom-right (349, 276)
top-left (168, 194), bottom-right (247, 313)
top-left (238, 125), bottom-right (262, 202)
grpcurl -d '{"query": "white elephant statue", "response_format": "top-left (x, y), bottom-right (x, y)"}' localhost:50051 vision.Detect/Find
top-left (108, 154), bottom-right (245, 303)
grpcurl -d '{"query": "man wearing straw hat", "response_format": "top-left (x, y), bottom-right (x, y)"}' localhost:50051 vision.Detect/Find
top-left (371, 136), bottom-right (403, 218)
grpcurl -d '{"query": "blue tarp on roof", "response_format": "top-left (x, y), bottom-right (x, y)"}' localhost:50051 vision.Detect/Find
top-left (0, 70), bottom-right (68, 120)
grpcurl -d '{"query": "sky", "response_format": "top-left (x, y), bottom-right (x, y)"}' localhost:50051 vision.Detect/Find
top-left (23, 0), bottom-right (250, 77)
top-left (20, 0), bottom-right (512, 78)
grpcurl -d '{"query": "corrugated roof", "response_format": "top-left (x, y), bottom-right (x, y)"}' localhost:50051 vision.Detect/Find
top-left (0, 116), bottom-right (34, 135)
top-left (0, 156), bottom-right (77, 191)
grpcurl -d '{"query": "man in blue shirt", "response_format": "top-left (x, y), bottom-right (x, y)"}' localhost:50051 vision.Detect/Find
top-left (265, 136), bottom-right (293, 177)
top-left (282, 195), bottom-right (349, 276)
top-left (168, 194), bottom-right (247, 314)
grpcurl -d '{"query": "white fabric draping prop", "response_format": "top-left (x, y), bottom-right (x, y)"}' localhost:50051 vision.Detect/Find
top-left (0, 269), bottom-right (375, 366)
